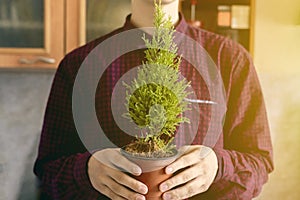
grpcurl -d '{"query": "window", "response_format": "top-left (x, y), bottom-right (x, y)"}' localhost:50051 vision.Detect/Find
top-left (0, 0), bottom-right (254, 68)
top-left (65, 0), bottom-right (131, 53)
top-left (0, 0), bottom-right (131, 68)
top-left (0, 0), bottom-right (64, 68)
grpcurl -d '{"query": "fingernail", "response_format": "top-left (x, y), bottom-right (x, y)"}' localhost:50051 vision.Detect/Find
top-left (166, 167), bottom-right (173, 174)
top-left (133, 167), bottom-right (142, 175)
top-left (160, 183), bottom-right (168, 192)
top-left (136, 195), bottom-right (145, 200)
top-left (139, 185), bottom-right (148, 194)
top-left (163, 193), bottom-right (171, 200)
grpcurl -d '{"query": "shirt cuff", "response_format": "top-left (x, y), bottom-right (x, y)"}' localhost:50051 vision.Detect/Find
top-left (73, 151), bottom-right (93, 187)
top-left (212, 148), bottom-right (234, 183)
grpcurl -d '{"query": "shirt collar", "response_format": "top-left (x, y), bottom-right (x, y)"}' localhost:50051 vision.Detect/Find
top-left (122, 13), bottom-right (189, 48)
top-left (123, 12), bottom-right (189, 34)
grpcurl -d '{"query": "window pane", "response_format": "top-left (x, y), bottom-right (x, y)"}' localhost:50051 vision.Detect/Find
top-left (86, 0), bottom-right (131, 42)
top-left (0, 0), bottom-right (44, 48)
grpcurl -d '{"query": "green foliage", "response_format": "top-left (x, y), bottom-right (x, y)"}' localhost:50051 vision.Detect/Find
top-left (123, 1), bottom-right (190, 153)
top-left (142, 2), bottom-right (181, 71)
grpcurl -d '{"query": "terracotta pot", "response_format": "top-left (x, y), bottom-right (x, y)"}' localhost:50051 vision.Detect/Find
top-left (120, 149), bottom-right (179, 199)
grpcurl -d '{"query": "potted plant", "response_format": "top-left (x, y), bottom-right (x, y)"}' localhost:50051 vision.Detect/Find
top-left (121, 1), bottom-right (191, 199)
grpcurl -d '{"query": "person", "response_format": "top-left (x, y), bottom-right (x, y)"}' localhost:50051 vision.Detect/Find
top-left (34, 0), bottom-right (273, 199)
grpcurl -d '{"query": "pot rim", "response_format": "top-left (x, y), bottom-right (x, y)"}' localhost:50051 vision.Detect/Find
top-left (120, 148), bottom-right (178, 161)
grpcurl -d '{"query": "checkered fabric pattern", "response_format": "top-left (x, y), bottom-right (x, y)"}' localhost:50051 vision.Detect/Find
top-left (34, 13), bottom-right (273, 199)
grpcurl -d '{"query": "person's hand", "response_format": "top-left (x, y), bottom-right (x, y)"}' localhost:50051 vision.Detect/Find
top-left (159, 145), bottom-right (218, 200)
top-left (88, 148), bottom-right (148, 200)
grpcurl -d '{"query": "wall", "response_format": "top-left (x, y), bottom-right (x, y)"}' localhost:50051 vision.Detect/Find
top-left (253, 0), bottom-right (300, 199)
top-left (0, 70), bottom-right (54, 200)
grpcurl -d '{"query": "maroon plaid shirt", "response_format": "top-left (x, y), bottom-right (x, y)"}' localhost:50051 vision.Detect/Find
top-left (34, 14), bottom-right (273, 200)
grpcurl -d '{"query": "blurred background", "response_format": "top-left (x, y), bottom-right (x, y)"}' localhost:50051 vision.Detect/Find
top-left (0, 0), bottom-right (299, 199)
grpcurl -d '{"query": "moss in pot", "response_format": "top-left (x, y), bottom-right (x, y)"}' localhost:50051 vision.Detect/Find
top-left (121, 1), bottom-right (191, 199)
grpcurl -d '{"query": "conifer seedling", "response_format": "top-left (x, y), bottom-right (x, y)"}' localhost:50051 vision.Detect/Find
top-left (123, 1), bottom-right (191, 158)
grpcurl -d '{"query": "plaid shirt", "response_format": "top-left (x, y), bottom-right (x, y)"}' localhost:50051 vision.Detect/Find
top-left (34, 14), bottom-right (273, 200)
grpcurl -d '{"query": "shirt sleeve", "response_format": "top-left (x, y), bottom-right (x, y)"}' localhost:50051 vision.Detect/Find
top-left (33, 56), bottom-right (103, 199)
top-left (201, 42), bottom-right (274, 199)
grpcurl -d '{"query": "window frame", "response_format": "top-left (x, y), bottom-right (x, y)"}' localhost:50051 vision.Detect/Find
top-left (0, 0), bottom-right (64, 69)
